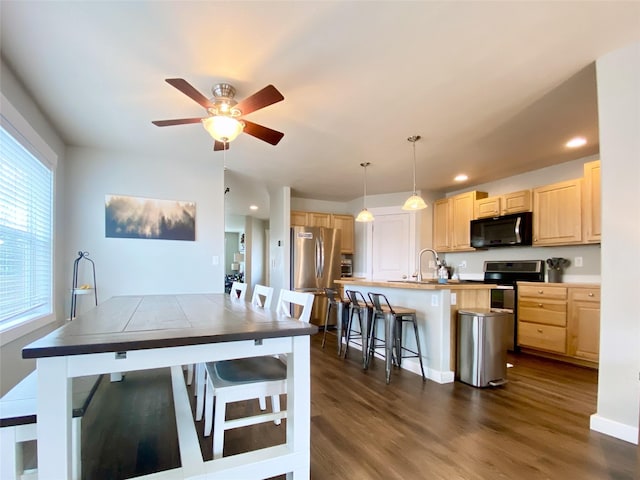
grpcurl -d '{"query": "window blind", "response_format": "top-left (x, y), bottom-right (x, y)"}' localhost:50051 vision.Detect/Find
top-left (0, 126), bottom-right (53, 327)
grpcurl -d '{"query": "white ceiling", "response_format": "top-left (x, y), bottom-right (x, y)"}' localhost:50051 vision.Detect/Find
top-left (1, 2), bottom-right (639, 220)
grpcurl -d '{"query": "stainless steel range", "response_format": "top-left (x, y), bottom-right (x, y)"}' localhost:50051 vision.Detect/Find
top-left (482, 260), bottom-right (545, 351)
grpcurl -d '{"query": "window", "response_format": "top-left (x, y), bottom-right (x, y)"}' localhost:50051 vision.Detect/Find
top-left (0, 125), bottom-right (53, 330)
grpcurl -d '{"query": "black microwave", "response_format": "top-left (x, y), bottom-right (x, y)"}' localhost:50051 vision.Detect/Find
top-left (470, 211), bottom-right (532, 248)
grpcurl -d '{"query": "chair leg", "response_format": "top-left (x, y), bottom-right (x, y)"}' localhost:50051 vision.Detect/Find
top-left (259, 396), bottom-right (267, 410)
top-left (395, 319), bottom-right (404, 367)
top-left (336, 302), bottom-right (344, 357)
top-left (186, 363), bottom-right (194, 385)
top-left (204, 378), bottom-right (214, 437)
top-left (321, 302), bottom-right (332, 349)
top-left (343, 307), bottom-right (356, 359)
top-left (212, 394), bottom-right (226, 459)
top-left (195, 363), bottom-right (206, 421)
top-left (272, 395), bottom-right (282, 426)
top-left (384, 313), bottom-right (395, 384)
top-left (412, 319), bottom-right (427, 381)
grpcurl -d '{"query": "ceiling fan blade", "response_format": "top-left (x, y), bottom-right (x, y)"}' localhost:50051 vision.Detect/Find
top-left (242, 120), bottom-right (284, 145)
top-left (214, 141), bottom-right (230, 151)
top-left (235, 85), bottom-right (284, 116)
top-left (152, 118), bottom-right (203, 127)
top-left (165, 78), bottom-right (214, 109)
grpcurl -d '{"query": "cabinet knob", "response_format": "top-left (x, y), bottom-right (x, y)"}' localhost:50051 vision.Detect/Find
top-left (538, 290), bottom-right (543, 294)
top-left (588, 292), bottom-right (594, 297)
top-left (537, 328), bottom-right (543, 333)
top-left (538, 303), bottom-right (543, 308)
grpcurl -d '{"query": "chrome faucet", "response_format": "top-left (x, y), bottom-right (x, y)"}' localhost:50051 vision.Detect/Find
top-left (415, 248), bottom-right (441, 282)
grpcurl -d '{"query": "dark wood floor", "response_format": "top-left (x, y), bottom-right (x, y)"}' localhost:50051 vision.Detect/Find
top-left (75, 333), bottom-right (638, 479)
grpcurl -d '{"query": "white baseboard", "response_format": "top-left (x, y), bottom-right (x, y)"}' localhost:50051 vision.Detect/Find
top-left (590, 413), bottom-right (639, 445)
top-left (341, 341), bottom-right (454, 384)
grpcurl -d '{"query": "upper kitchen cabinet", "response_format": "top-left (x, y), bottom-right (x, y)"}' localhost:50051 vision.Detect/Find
top-left (532, 179), bottom-right (582, 246)
top-left (475, 190), bottom-right (532, 219)
top-left (434, 191), bottom-right (488, 251)
top-left (290, 210), bottom-right (354, 254)
top-left (291, 210), bottom-right (308, 227)
top-left (502, 190), bottom-right (532, 215)
top-left (331, 214), bottom-right (355, 254)
top-left (582, 160), bottom-right (601, 243)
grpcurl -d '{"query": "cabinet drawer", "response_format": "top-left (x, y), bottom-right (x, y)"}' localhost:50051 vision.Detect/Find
top-left (519, 285), bottom-right (567, 300)
top-left (518, 322), bottom-right (566, 353)
top-left (569, 288), bottom-right (600, 302)
top-left (518, 300), bottom-right (567, 326)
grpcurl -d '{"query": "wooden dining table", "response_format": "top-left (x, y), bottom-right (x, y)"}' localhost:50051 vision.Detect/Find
top-left (22, 294), bottom-right (318, 479)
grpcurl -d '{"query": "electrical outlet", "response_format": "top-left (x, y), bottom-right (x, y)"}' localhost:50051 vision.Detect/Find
top-left (458, 261), bottom-right (467, 269)
top-left (431, 295), bottom-right (439, 307)
top-left (428, 260), bottom-right (436, 269)
top-left (450, 293), bottom-right (457, 305)
top-left (574, 257), bottom-right (583, 267)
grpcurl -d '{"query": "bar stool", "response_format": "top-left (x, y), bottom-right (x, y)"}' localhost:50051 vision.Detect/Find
top-left (343, 290), bottom-right (371, 368)
top-left (367, 292), bottom-right (426, 384)
top-left (322, 288), bottom-right (349, 356)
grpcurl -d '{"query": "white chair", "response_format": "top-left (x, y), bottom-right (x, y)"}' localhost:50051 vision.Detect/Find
top-left (229, 281), bottom-right (248, 300)
top-left (251, 284), bottom-right (274, 309)
top-left (192, 281), bottom-right (249, 416)
top-left (203, 290), bottom-right (313, 459)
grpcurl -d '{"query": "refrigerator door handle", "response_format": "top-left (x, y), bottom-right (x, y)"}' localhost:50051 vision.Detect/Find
top-left (315, 236), bottom-right (322, 278)
top-left (319, 234), bottom-right (325, 277)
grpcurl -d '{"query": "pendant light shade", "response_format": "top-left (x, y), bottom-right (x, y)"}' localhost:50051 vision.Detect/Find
top-left (356, 162), bottom-right (374, 222)
top-left (402, 135), bottom-right (427, 211)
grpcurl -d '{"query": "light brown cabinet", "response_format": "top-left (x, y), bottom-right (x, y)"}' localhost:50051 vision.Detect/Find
top-left (582, 160), bottom-right (601, 243)
top-left (518, 282), bottom-right (600, 366)
top-left (433, 191), bottom-right (487, 251)
top-left (290, 210), bottom-right (354, 254)
top-left (474, 190), bottom-right (531, 219)
top-left (532, 179), bottom-right (582, 246)
top-left (567, 287), bottom-right (600, 362)
top-left (502, 190), bottom-right (532, 215)
top-left (517, 284), bottom-right (568, 354)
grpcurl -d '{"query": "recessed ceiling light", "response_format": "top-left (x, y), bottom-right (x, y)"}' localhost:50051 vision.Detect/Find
top-left (249, 205), bottom-right (258, 210)
top-left (454, 174), bottom-right (468, 182)
top-left (566, 137), bottom-right (587, 148)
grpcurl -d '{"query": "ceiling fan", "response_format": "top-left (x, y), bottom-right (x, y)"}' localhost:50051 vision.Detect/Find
top-left (152, 79), bottom-right (284, 151)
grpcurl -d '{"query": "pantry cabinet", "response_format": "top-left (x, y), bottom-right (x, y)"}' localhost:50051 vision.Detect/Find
top-left (290, 210), bottom-right (354, 254)
top-left (582, 160), bottom-right (601, 243)
top-left (532, 179), bottom-right (582, 246)
top-left (432, 198), bottom-right (451, 251)
top-left (517, 282), bottom-right (600, 366)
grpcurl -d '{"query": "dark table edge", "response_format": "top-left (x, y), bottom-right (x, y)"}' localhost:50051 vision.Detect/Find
top-left (22, 326), bottom-right (319, 359)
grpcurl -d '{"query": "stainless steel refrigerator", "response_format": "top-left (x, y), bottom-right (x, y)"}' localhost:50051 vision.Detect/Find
top-left (290, 226), bottom-right (341, 325)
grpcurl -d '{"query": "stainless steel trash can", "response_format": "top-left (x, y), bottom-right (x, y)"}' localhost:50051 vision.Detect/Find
top-left (457, 309), bottom-right (508, 387)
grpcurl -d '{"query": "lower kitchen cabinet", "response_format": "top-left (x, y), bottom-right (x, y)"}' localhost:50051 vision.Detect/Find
top-left (517, 282), bottom-right (600, 366)
top-left (567, 287), bottom-right (600, 362)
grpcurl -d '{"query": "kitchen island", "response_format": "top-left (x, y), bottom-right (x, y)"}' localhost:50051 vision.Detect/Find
top-left (335, 279), bottom-right (493, 383)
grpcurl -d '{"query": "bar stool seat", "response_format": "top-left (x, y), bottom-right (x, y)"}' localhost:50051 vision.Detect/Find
top-left (343, 290), bottom-right (372, 368)
top-left (367, 292), bottom-right (426, 384)
top-left (322, 288), bottom-right (349, 356)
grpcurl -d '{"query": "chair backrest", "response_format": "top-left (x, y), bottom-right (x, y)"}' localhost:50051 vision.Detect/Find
top-left (251, 284), bottom-right (274, 309)
top-left (324, 288), bottom-right (340, 306)
top-left (229, 282), bottom-right (248, 300)
top-left (345, 289), bottom-right (368, 308)
top-left (367, 292), bottom-right (394, 314)
top-left (276, 290), bottom-right (314, 323)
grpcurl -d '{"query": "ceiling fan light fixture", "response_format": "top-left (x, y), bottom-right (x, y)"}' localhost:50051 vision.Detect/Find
top-left (402, 135), bottom-right (427, 211)
top-left (202, 115), bottom-right (244, 143)
top-left (356, 162), bottom-right (374, 223)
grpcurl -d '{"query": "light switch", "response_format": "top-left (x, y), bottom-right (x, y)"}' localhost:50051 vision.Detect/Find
top-left (574, 257), bottom-right (583, 267)
top-left (212, 255), bottom-right (219, 266)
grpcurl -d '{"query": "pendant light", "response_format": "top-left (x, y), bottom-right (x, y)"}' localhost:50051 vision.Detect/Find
top-left (402, 135), bottom-right (427, 211)
top-left (355, 162), bottom-right (374, 222)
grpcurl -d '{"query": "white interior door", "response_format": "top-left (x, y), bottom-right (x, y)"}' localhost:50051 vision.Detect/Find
top-left (370, 211), bottom-right (414, 280)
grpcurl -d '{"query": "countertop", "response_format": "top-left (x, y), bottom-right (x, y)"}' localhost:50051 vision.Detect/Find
top-left (335, 278), bottom-right (494, 290)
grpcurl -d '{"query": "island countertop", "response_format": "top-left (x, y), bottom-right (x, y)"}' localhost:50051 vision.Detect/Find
top-left (335, 278), bottom-right (494, 290)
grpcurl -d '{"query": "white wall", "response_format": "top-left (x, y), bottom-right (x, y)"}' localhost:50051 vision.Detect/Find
top-left (246, 216), bottom-right (267, 291)
top-left (268, 186), bottom-right (291, 302)
top-left (591, 42), bottom-right (640, 445)
top-left (64, 146), bottom-right (225, 313)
